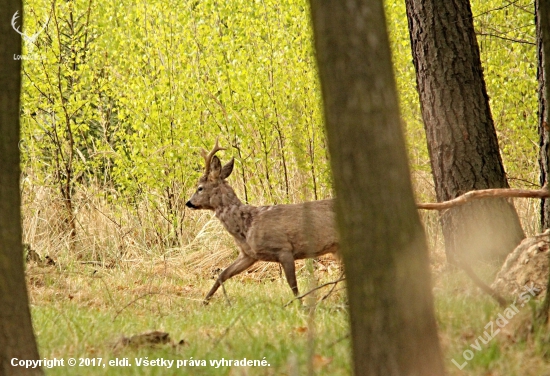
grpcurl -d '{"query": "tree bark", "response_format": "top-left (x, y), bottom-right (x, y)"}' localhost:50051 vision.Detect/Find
top-left (405, 0), bottom-right (525, 263)
top-left (535, 0), bottom-right (550, 325)
top-left (537, 0), bottom-right (550, 231)
top-left (309, 1), bottom-right (445, 375)
top-left (0, 2), bottom-right (43, 375)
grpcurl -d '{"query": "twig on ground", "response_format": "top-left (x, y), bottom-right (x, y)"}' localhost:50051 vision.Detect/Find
top-left (284, 276), bottom-right (346, 308)
top-left (321, 272), bottom-right (345, 301)
top-left (327, 333), bottom-right (350, 348)
top-left (112, 292), bottom-right (161, 322)
top-left (92, 273), bottom-right (116, 309)
top-left (220, 280), bottom-right (232, 307)
top-left (455, 258), bottom-right (508, 308)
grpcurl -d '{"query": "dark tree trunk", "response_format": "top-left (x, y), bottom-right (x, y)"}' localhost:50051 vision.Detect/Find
top-left (405, 0), bottom-right (525, 263)
top-left (0, 2), bottom-right (43, 375)
top-left (536, 0), bottom-right (550, 325)
top-left (309, 0), bottom-right (445, 375)
top-left (537, 0), bottom-right (550, 231)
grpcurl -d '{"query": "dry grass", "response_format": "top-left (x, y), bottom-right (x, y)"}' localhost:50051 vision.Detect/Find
top-left (21, 171), bottom-right (550, 375)
top-left (26, 241), bottom-right (348, 375)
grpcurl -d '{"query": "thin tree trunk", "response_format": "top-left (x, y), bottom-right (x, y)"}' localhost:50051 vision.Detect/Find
top-left (309, 0), bottom-right (445, 375)
top-left (0, 1), bottom-right (43, 374)
top-left (535, 0), bottom-right (550, 325)
top-left (405, 0), bottom-right (525, 263)
top-left (538, 0), bottom-right (550, 231)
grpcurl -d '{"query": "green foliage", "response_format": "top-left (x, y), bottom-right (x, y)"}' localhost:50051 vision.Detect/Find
top-left (385, 0), bottom-right (538, 186)
top-left (385, 0), bottom-right (430, 173)
top-left (18, 1), bottom-right (546, 374)
top-left (21, 0), bottom-right (332, 249)
top-left (20, 0), bottom-right (539, 247)
top-left (22, 0), bottom-right (105, 177)
top-left (473, 0), bottom-right (538, 183)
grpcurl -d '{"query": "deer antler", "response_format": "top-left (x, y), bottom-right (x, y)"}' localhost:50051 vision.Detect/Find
top-left (200, 138), bottom-right (226, 174)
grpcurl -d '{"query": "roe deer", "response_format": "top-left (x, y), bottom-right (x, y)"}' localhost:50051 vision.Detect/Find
top-left (186, 139), bottom-right (339, 302)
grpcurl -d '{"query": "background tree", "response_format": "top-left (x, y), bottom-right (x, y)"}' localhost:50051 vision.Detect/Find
top-left (23, 0), bottom-right (107, 251)
top-left (537, 0), bottom-right (550, 231)
top-left (0, 0), bottom-right (43, 374)
top-left (405, 0), bottom-right (525, 263)
top-left (535, 0), bottom-right (550, 324)
top-left (309, 0), bottom-right (445, 374)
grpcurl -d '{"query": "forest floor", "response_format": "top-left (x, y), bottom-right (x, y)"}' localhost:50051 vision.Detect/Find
top-left (22, 176), bottom-right (550, 375)
top-left (26, 237), bottom-right (550, 375)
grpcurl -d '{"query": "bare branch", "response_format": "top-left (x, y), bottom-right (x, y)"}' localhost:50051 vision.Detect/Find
top-left (417, 185), bottom-right (550, 211)
top-left (476, 31), bottom-right (535, 46)
top-left (284, 276), bottom-right (346, 307)
top-left (455, 258), bottom-right (508, 308)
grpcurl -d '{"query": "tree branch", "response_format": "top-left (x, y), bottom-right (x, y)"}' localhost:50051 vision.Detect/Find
top-left (417, 185), bottom-right (550, 210)
top-left (284, 276), bottom-right (346, 307)
top-left (455, 257), bottom-right (508, 307)
top-left (476, 31), bottom-right (535, 46)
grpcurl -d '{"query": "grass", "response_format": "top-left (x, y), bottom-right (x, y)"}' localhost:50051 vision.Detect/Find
top-left (28, 254), bottom-right (350, 375)
top-left (28, 249), bottom-right (550, 375)
top-left (21, 175), bottom-right (550, 375)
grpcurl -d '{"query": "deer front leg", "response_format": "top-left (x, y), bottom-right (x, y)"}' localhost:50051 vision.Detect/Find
top-left (278, 251), bottom-right (298, 296)
top-left (204, 253), bottom-right (257, 303)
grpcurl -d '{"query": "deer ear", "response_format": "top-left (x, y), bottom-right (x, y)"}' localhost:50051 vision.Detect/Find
top-left (209, 156), bottom-right (222, 179)
top-left (220, 158), bottom-right (234, 180)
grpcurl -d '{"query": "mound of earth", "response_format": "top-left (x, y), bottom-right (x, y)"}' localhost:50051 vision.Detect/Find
top-left (491, 230), bottom-right (550, 299)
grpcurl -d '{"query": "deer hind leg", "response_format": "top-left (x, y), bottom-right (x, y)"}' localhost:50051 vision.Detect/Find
top-left (278, 251), bottom-right (298, 296)
top-left (204, 253), bottom-right (256, 303)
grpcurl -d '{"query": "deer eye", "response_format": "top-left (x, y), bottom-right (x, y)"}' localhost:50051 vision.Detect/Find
top-left (198, 186), bottom-right (204, 192)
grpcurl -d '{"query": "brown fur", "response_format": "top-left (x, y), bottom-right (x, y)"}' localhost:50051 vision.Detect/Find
top-left (186, 142), bottom-right (339, 302)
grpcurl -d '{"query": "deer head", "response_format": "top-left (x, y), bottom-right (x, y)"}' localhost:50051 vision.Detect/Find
top-left (186, 139), bottom-right (234, 210)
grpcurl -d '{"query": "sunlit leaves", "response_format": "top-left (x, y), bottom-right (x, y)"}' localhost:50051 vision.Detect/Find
top-left (473, 0), bottom-right (537, 183)
top-left (20, 0), bottom-right (539, 246)
top-left (386, 0), bottom-right (538, 185)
